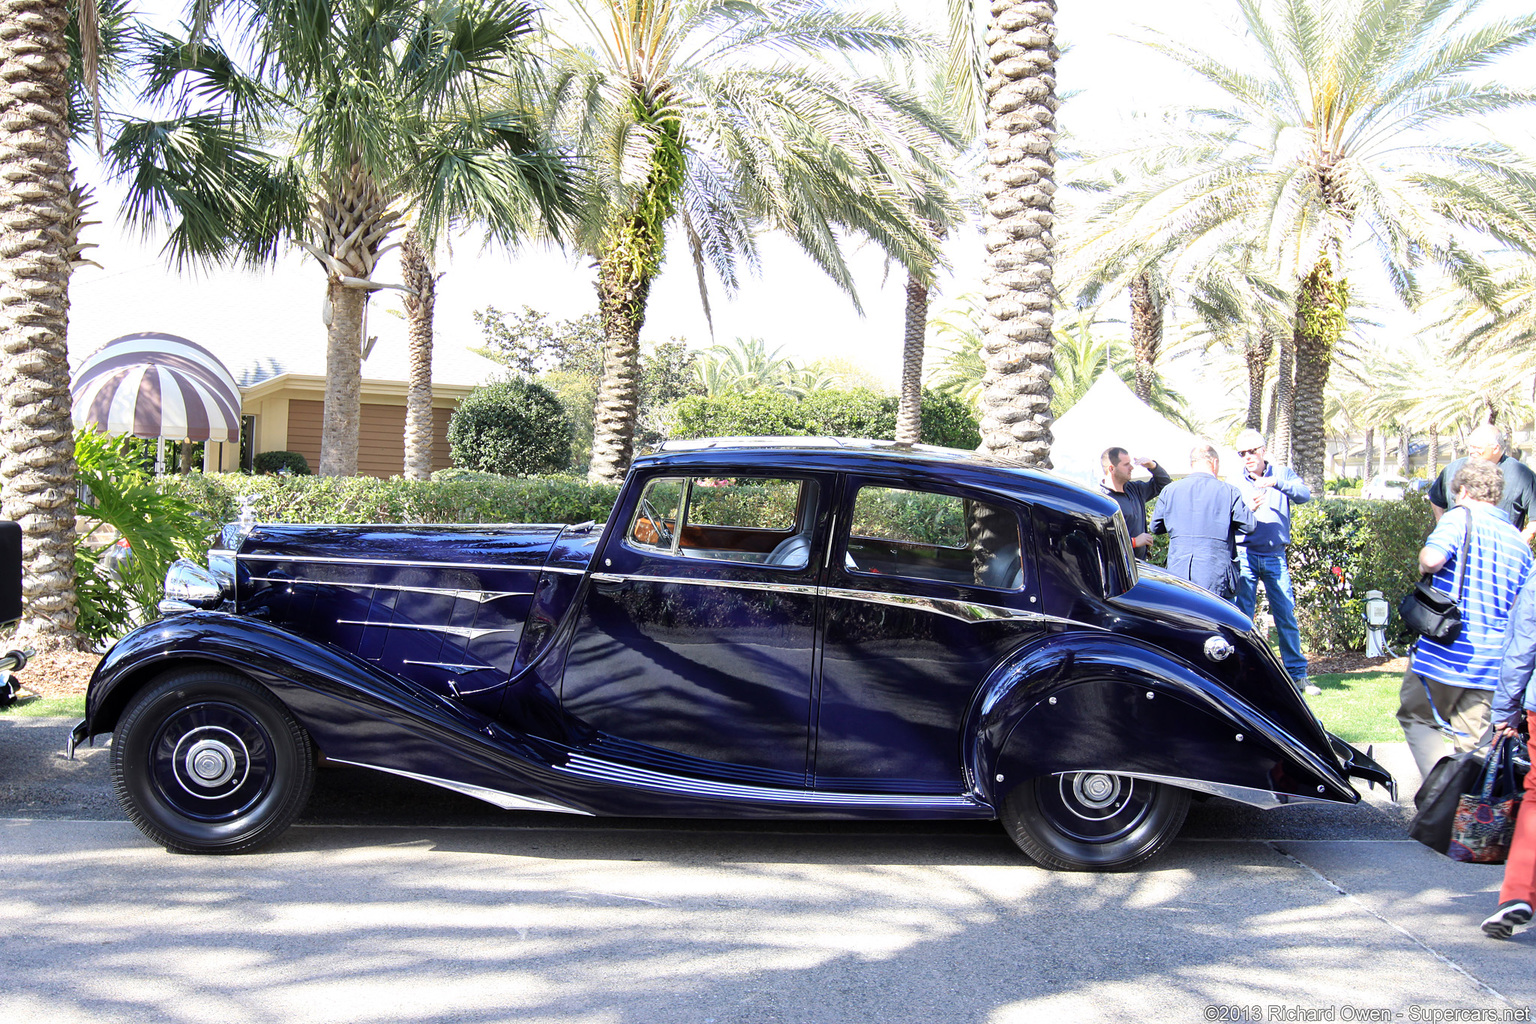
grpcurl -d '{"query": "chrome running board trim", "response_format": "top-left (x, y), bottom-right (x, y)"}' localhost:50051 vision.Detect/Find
top-left (560, 754), bottom-right (979, 810)
top-left (327, 759), bottom-right (592, 815)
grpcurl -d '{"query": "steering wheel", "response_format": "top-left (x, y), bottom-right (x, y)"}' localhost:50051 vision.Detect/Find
top-left (640, 498), bottom-right (673, 546)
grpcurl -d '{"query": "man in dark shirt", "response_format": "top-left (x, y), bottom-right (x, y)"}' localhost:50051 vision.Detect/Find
top-left (1428, 424), bottom-right (1536, 542)
top-left (1150, 443), bottom-right (1256, 600)
top-left (1098, 447), bottom-right (1171, 560)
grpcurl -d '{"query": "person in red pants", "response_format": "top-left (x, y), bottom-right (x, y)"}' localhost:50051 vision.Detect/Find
top-left (1486, 575), bottom-right (1536, 939)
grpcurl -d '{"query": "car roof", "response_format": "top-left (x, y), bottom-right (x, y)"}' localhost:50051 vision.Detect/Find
top-left (637, 437), bottom-right (1121, 520)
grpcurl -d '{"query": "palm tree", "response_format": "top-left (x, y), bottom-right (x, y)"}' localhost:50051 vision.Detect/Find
top-left (542, 0), bottom-right (951, 483)
top-left (695, 338), bottom-right (800, 396)
top-left (976, 0), bottom-right (1059, 465)
top-left (1117, 0), bottom-right (1536, 492)
top-left (114, 0), bottom-right (574, 477)
top-left (0, 0), bottom-right (140, 639)
top-left (0, 0), bottom-right (78, 638)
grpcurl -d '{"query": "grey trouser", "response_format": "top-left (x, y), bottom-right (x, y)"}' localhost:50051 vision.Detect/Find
top-left (1396, 666), bottom-right (1491, 779)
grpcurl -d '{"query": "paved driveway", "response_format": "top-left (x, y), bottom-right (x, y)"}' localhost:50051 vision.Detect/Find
top-left (2, 718), bottom-right (1530, 1024)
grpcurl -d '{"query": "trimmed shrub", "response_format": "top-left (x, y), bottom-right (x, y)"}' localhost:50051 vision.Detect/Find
top-left (431, 467), bottom-right (511, 483)
top-left (1287, 492), bottom-right (1436, 651)
top-left (253, 450), bottom-right (310, 475)
top-left (669, 387), bottom-right (980, 448)
top-left (162, 472), bottom-right (619, 528)
top-left (448, 377), bottom-right (573, 476)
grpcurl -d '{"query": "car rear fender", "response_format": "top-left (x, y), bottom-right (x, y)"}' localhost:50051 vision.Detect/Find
top-left (80, 612), bottom-right (585, 814)
top-left (965, 632), bottom-right (1361, 809)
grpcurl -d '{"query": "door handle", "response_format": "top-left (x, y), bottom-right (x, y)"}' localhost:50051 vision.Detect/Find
top-left (591, 572), bottom-right (628, 594)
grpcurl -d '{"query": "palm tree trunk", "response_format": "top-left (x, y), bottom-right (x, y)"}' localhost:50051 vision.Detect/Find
top-left (1292, 258), bottom-right (1347, 494)
top-left (311, 167), bottom-right (399, 478)
top-left (1129, 270), bottom-right (1161, 404)
top-left (1272, 332), bottom-right (1295, 469)
top-left (1428, 427), bottom-right (1439, 477)
top-left (401, 226), bottom-right (437, 481)
top-left (1363, 426), bottom-right (1374, 481)
top-left (1398, 426), bottom-right (1410, 476)
top-left (589, 225), bottom-right (655, 485)
top-left (978, 0), bottom-right (1059, 466)
top-left (895, 272), bottom-right (928, 445)
top-left (1244, 326), bottom-right (1272, 432)
top-left (320, 281), bottom-right (366, 476)
top-left (0, 0), bottom-right (79, 637)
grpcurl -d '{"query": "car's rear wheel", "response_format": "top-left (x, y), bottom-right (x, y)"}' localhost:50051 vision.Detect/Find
top-left (1001, 772), bottom-right (1190, 871)
top-left (111, 669), bottom-right (315, 854)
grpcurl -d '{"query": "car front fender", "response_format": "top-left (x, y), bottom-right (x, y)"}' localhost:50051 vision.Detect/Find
top-left (965, 632), bottom-right (1362, 809)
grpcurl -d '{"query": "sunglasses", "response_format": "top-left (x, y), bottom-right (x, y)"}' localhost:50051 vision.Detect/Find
top-left (1238, 447), bottom-right (1263, 457)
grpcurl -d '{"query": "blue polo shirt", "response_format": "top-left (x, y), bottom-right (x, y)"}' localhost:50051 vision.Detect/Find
top-left (1410, 504), bottom-right (1533, 691)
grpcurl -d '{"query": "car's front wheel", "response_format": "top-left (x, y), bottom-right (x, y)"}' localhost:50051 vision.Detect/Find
top-left (1001, 772), bottom-right (1190, 871)
top-left (110, 669), bottom-right (315, 854)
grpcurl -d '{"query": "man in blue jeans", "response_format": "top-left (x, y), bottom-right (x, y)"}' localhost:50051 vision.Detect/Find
top-left (1230, 428), bottom-right (1316, 695)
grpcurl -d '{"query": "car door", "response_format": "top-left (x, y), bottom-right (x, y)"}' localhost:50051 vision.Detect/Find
top-left (561, 471), bottom-right (832, 787)
top-left (814, 477), bottom-right (1045, 794)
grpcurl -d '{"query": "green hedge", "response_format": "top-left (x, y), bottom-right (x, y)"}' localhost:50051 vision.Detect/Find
top-left (669, 387), bottom-right (981, 449)
top-left (163, 473), bottom-right (619, 529)
top-left (1287, 493), bottom-right (1436, 652)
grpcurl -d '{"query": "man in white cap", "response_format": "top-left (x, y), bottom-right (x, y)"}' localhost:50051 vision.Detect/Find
top-left (1230, 428), bottom-right (1316, 695)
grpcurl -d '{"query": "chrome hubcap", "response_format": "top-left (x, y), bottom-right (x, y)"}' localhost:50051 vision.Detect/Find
top-left (171, 725), bottom-right (250, 799)
top-left (1073, 772), bottom-right (1121, 809)
top-left (186, 739), bottom-right (237, 787)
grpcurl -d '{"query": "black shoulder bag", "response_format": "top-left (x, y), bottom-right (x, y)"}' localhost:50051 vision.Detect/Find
top-left (1397, 509), bottom-right (1471, 643)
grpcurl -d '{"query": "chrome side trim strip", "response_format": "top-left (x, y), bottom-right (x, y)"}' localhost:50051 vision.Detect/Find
top-left (1060, 770), bottom-right (1336, 809)
top-left (400, 660), bottom-right (493, 672)
top-left (241, 553), bottom-right (542, 573)
top-left (560, 754), bottom-right (979, 809)
top-left (821, 587), bottom-right (1039, 624)
top-left (541, 566), bottom-right (588, 576)
top-left (589, 573), bottom-right (819, 597)
top-left (336, 619), bottom-right (522, 640)
top-left (249, 576), bottom-right (530, 602)
top-left (327, 759), bottom-right (592, 815)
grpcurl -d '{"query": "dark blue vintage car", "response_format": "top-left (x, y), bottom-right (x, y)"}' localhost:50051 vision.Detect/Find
top-left (72, 439), bottom-right (1392, 870)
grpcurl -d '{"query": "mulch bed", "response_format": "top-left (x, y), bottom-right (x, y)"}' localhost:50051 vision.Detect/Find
top-left (10, 637), bottom-right (104, 699)
top-left (1307, 652), bottom-right (1407, 677)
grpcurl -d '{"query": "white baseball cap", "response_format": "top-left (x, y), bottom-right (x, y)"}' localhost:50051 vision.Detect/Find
top-left (1234, 429), bottom-right (1266, 452)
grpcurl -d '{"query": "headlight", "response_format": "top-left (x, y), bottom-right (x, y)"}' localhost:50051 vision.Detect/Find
top-left (160, 559), bottom-right (225, 614)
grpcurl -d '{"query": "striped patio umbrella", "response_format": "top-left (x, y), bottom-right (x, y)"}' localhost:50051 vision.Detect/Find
top-left (71, 333), bottom-right (242, 443)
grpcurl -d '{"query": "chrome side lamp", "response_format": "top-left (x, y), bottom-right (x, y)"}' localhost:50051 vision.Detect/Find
top-left (1364, 589), bottom-right (1390, 657)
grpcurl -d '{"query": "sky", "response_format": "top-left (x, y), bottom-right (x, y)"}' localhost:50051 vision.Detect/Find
top-left (64, 0), bottom-right (1536, 417)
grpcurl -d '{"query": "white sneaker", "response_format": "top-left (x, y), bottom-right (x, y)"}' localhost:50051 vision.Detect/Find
top-left (1481, 900), bottom-right (1533, 940)
top-left (1303, 683), bottom-right (1322, 696)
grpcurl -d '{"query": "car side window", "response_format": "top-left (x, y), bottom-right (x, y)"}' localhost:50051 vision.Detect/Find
top-left (847, 485), bottom-right (1023, 590)
top-left (627, 476), bottom-right (818, 568)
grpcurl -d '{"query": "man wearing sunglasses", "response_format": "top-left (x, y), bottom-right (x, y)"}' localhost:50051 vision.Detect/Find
top-left (1230, 428), bottom-right (1316, 696)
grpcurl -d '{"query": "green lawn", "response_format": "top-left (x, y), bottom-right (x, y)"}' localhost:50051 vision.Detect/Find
top-left (1304, 670), bottom-right (1402, 744)
top-left (0, 695), bottom-right (85, 718)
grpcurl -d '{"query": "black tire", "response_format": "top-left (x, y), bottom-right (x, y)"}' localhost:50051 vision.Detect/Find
top-left (110, 669), bottom-right (315, 854)
top-left (1001, 772), bottom-right (1190, 872)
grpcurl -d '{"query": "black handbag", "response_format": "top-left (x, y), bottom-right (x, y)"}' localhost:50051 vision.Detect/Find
top-left (1397, 510), bottom-right (1471, 643)
top-left (1409, 743), bottom-right (1488, 854)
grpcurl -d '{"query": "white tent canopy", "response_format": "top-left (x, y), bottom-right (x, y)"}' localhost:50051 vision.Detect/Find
top-left (1049, 372), bottom-right (1235, 486)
